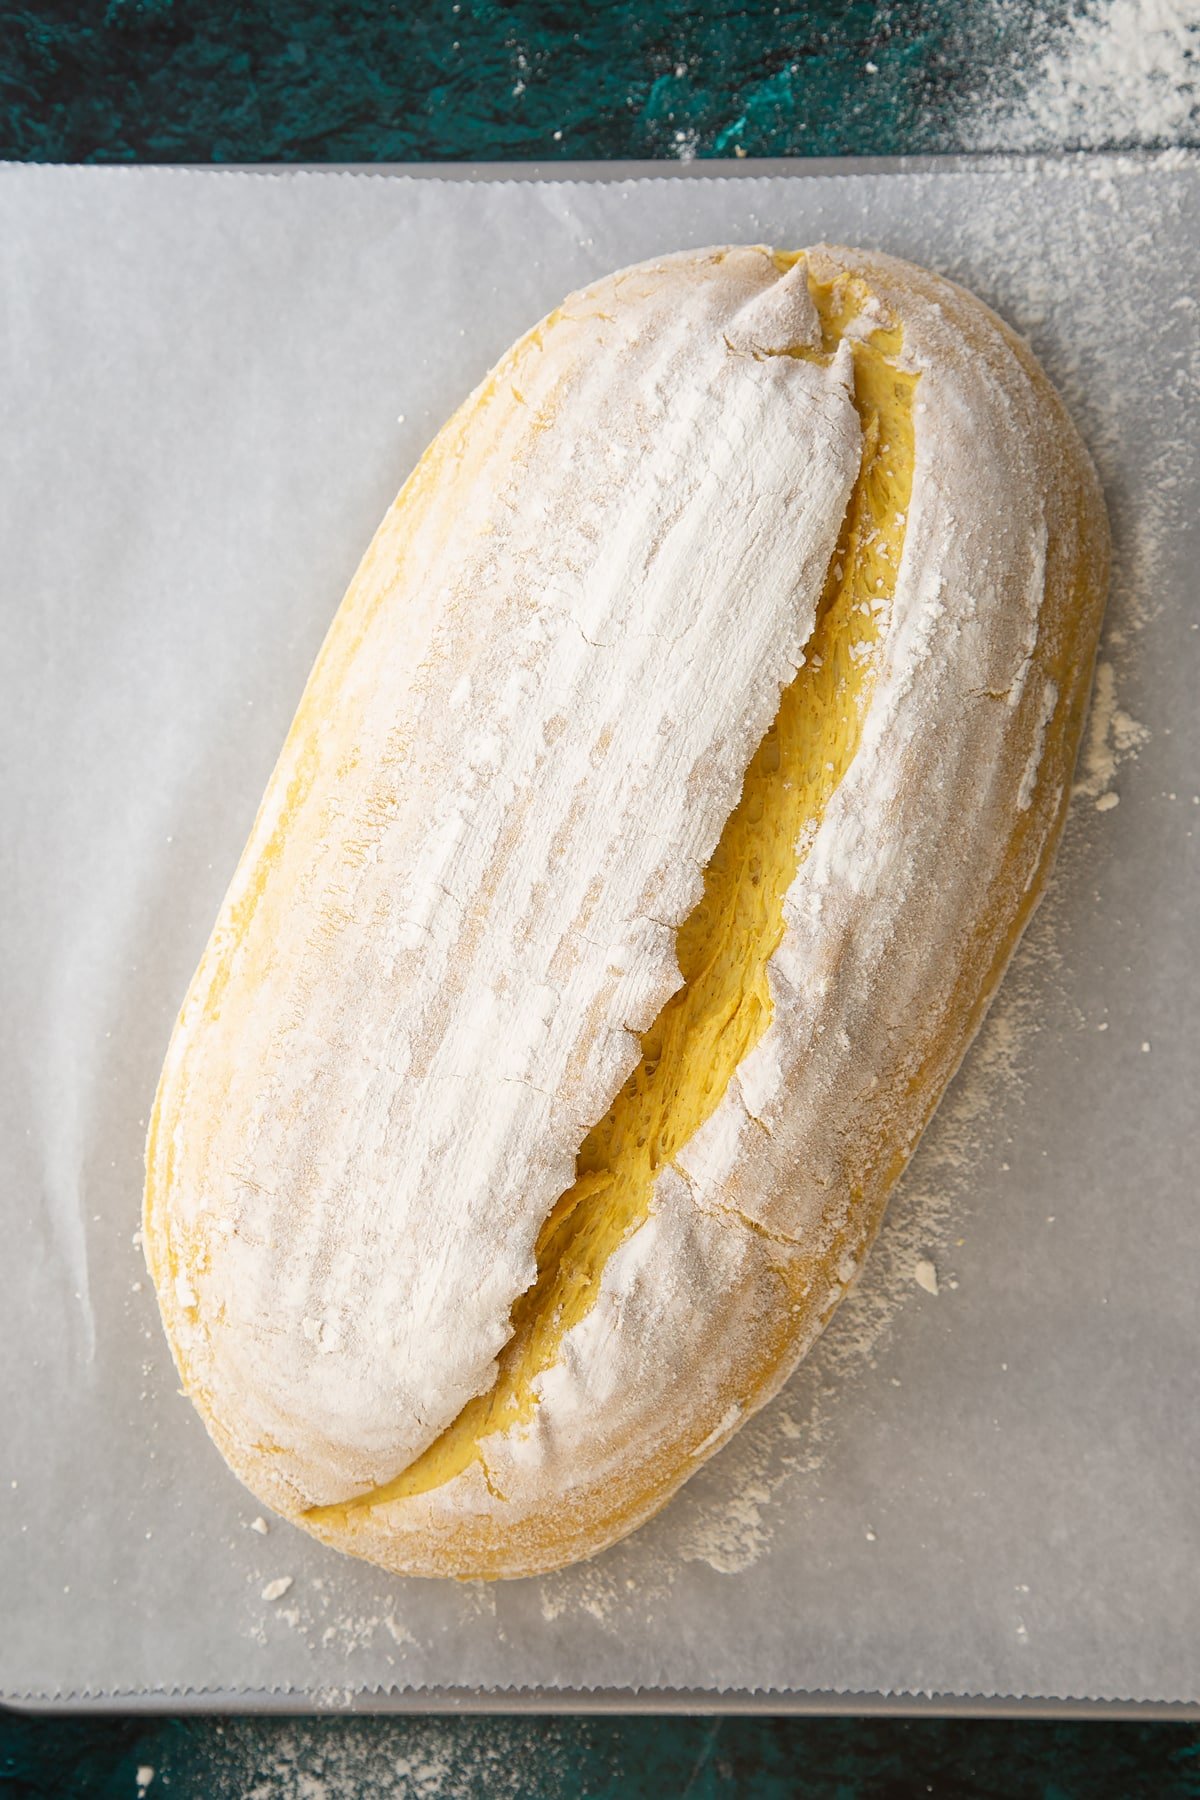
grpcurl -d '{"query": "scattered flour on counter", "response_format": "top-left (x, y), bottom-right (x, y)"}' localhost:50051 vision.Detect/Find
top-left (1073, 661), bottom-right (1151, 807)
top-left (171, 1718), bottom-right (575, 1799)
top-left (247, 1578), bottom-right (418, 1660)
top-left (980, 0), bottom-right (1200, 148)
top-left (318, 1610), bottom-right (394, 1654)
top-left (914, 1259), bottom-right (940, 1296)
top-left (538, 1556), bottom-right (636, 1627)
top-left (383, 1612), bottom-right (417, 1649)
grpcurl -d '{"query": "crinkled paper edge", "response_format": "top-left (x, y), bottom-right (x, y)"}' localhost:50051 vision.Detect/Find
top-left (6, 1680), bottom-right (1200, 1716)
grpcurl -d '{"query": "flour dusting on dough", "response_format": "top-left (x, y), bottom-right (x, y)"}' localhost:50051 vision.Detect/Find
top-left (674, 876), bottom-right (1068, 1576)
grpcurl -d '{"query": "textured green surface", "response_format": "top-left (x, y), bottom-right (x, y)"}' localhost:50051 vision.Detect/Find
top-left (0, 0), bottom-right (1165, 164)
top-left (3, 0), bottom-right (1200, 1791)
top-left (3, 1714), bottom-right (1200, 1798)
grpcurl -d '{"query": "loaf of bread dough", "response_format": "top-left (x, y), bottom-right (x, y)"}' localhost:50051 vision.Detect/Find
top-left (145, 245), bottom-right (1109, 1578)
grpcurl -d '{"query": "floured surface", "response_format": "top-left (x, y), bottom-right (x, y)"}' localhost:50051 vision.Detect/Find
top-left (0, 155), bottom-right (1197, 1705)
top-left (977, 0), bottom-right (1199, 150)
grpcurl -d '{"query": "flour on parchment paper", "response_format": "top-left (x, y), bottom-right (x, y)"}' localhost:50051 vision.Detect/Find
top-left (1074, 661), bottom-right (1150, 808)
top-left (241, 1564), bottom-right (425, 1660)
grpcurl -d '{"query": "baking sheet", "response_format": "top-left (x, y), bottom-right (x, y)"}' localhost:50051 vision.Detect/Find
top-left (1, 156), bottom-right (1197, 1710)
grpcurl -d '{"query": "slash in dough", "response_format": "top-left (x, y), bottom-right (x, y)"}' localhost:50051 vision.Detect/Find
top-left (145, 245), bottom-right (1110, 1579)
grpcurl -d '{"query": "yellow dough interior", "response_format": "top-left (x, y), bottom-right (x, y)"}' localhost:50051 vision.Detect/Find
top-left (308, 261), bottom-right (917, 1519)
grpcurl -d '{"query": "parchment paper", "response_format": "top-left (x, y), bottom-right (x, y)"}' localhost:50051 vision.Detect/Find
top-left (1, 157), bottom-right (1197, 1708)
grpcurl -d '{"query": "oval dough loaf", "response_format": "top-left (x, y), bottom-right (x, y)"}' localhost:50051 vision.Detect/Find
top-left (145, 245), bottom-right (1109, 1579)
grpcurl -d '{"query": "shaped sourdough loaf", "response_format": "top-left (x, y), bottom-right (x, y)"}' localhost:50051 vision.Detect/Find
top-left (145, 245), bottom-right (1109, 1578)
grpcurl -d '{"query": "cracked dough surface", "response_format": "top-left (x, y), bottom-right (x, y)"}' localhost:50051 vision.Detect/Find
top-left (145, 244), bottom-right (1109, 1578)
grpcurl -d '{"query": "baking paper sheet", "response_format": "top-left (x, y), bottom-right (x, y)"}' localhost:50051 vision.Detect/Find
top-left (1, 157), bottom-right (1197, 1709)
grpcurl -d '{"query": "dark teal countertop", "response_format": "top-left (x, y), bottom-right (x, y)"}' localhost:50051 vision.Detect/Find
top-left (5, 1712), bottom-right (1200, 1798)
top-left (3, 1), bottom-right (1199, 1793)
top-left (1, 0), bottom-right (1190, 164)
